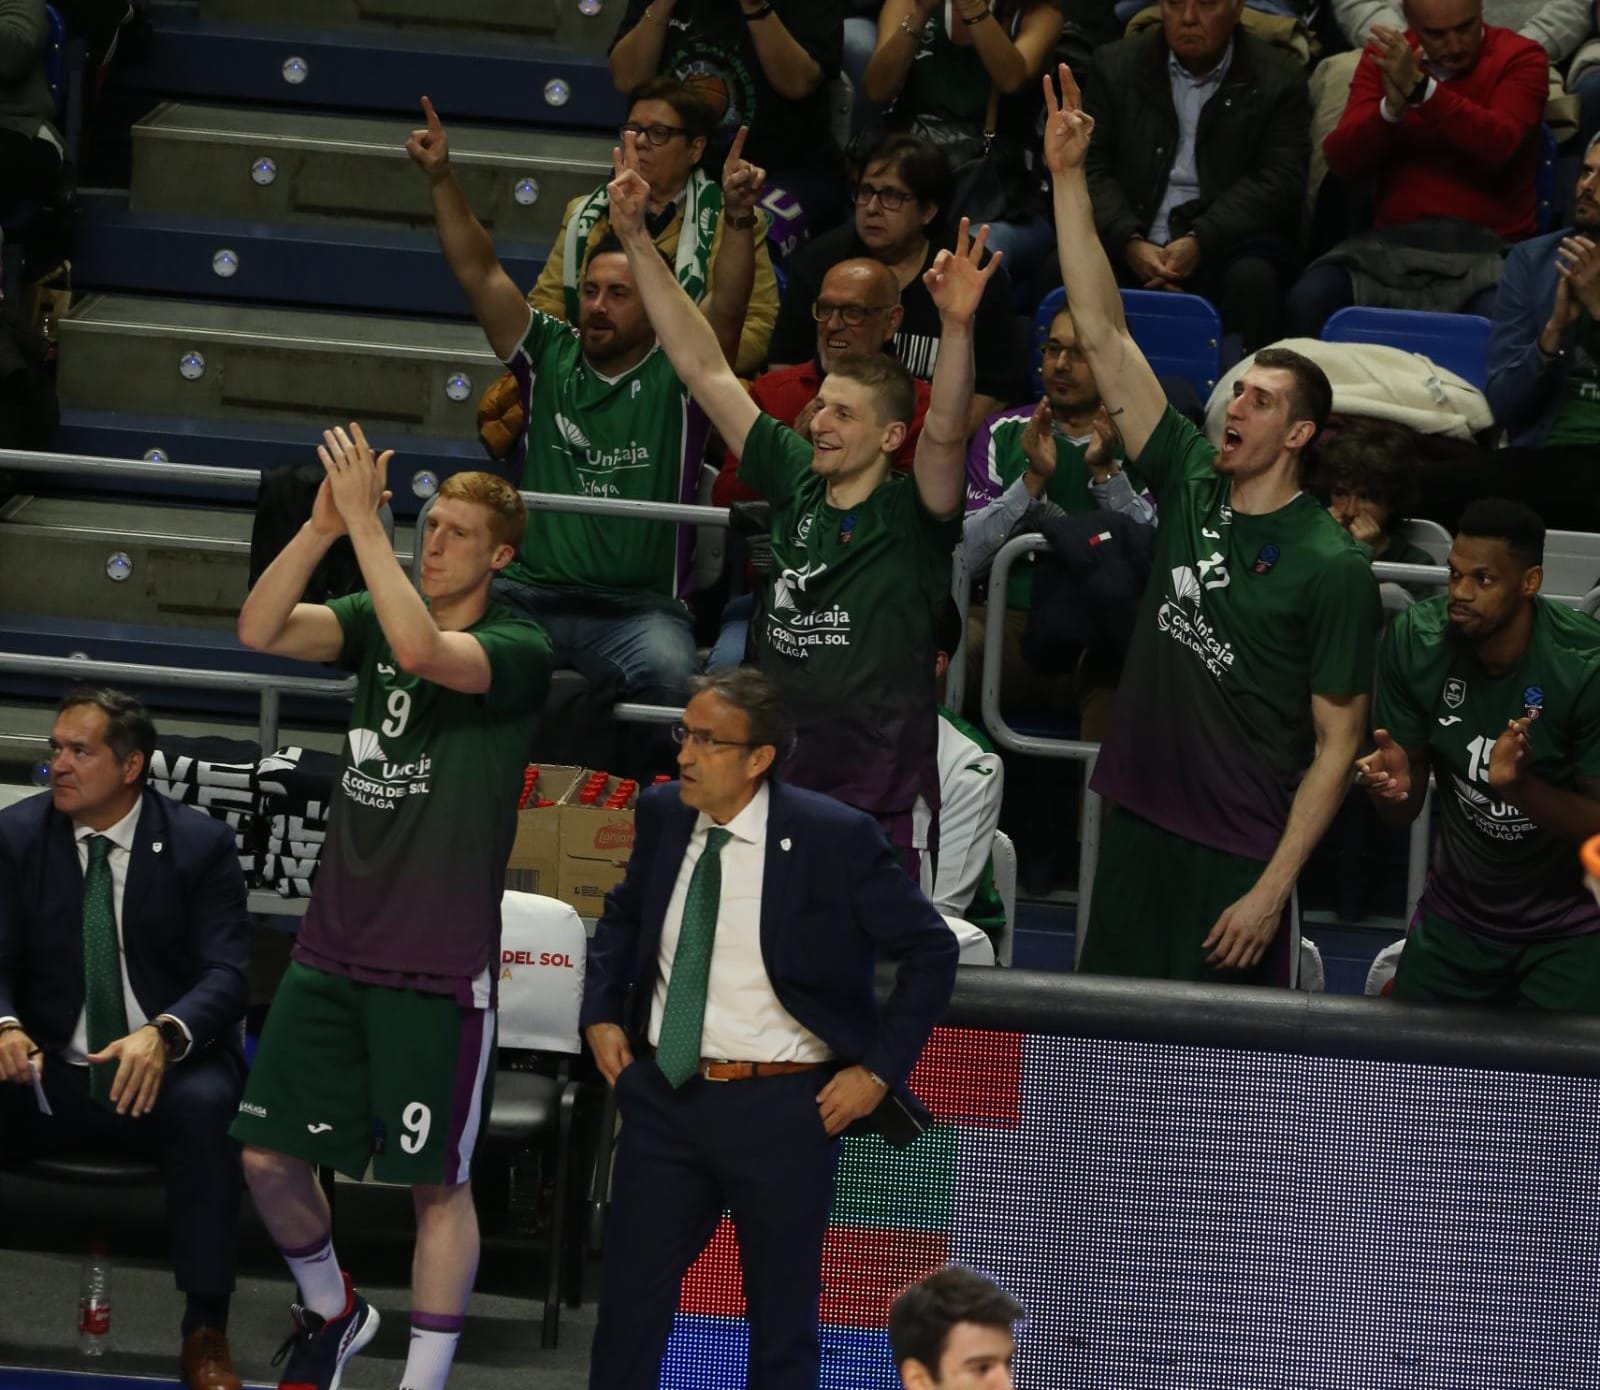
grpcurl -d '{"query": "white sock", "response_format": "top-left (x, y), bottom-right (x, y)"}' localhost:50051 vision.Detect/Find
top-left (401, 1317), bottom-right (465, 1390)
top-left (280, 1235), bottom-right (347, 1320)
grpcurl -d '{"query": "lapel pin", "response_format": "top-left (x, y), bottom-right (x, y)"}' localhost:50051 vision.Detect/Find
top-left (152, 842), bottom-right (163, 853)
top-left (780, 838), bottom-right (792, 852)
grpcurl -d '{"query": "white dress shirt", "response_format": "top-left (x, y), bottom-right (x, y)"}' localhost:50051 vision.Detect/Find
top-left (647, 783), bottom-right (834, 1064)
top-left (1149, 40), bottom-right (1235, 245)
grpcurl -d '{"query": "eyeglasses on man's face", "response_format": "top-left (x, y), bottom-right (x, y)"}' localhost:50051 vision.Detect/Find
top-left (854, 181), bottom-right (916, 212)
top-left (670, 720), bottom-right (756, 752)
top-left (811, 299), bottom-right (896, 328)
top-left (619, 121), bottom-right (689, 148)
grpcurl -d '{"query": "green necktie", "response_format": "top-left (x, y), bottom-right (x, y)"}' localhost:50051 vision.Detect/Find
top-left (656, 827), bottom-right (733, 1088)
top-left (81, 835), bottom-right (127, 1104)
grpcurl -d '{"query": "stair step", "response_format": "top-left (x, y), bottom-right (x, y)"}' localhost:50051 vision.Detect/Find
top-left (57, 294), bottom-right (503, 436)
top-left (75, 196), bottom-right (548, 319)
top-left (0, 493), bottom-right (414, 628)
top-left (196, 0), bottom-right (615, 48)
top-left (53, 408), bottom-right (504, 515)
top-left (131, 101), bottom-right (609, 243)
top-left (118, 8), bottom-right (625, 127)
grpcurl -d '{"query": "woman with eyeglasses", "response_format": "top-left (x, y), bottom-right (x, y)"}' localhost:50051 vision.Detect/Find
top-left (524, 76), bottom-right (779, 377)
top-left (856, 0), bottom-right (1065, 298)
top-left (767, 132), bottom-right (1020, 437)
top-left (608, 0), bottom-right (851, 228)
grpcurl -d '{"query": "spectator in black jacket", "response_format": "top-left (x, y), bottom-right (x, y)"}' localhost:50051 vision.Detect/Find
top-left (1082, 0), bottom-right (1310, 349)
top-left (0, 0), bottom-right (62, 218)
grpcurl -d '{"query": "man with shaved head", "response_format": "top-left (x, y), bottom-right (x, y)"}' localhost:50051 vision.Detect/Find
top-left (715, 257), bottom-right (932, 499)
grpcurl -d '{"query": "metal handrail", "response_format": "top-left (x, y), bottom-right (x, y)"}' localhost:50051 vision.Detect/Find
top-left (0, 652), bottom-right (356, 750)
top-left (408, 491), bottom-right (722, 733)
top-left (0, 447), bottom-right (262, 492)
top-left (980, 533), bottom-right (1102, 943)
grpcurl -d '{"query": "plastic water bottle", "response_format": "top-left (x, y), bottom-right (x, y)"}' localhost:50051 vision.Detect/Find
top-left (78, 1242), bottom-right (110, 1355)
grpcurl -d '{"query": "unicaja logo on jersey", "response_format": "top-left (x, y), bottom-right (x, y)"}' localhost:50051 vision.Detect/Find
top-left (555, 414), bottom-right (591, 451)
top-left (1156, 560), bottom-right (1236, 681)
top-left (347, 728), bottom-right (389, 768)
top-left (772, 560), bottom-right (828, 612)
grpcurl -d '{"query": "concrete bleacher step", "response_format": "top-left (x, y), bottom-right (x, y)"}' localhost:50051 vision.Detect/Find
top-left (0, 493), bottom-right (416, 628)
top-left (0, 495), bottom-right (252, 628)
top-left (74, 195), bottom-right (548, 320)
top-left (132, 102), bottom-right (612, 243)
top-left (58, 294), bottom-right (501, 437)
top-left (198, 0), bottom-right (616, 49)
top-left (118, 6), bottom-right (626, 127)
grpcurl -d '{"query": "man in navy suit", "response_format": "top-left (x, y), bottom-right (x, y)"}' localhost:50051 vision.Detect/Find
top-left (0, 688), bottom-right (250, 1390)
top-left (582, 667), bottom-right (959, 1390)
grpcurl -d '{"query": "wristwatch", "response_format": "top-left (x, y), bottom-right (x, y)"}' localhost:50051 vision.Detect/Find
top-left (724, 209), bottom-right (758, 230)
top-left (152, 1015), bottom-right (188, 1060)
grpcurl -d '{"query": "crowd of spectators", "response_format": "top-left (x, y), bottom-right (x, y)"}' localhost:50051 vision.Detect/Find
top-left (9, 5), bottom-right (1600, 1388)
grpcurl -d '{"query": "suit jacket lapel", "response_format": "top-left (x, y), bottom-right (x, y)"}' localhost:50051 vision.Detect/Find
top-left (759, 781), bottom-right (795, 970)
top-left (45, 807), bottom-right (86, 987)
top-left (643, 798), bottom-right (696, 972)
top-left (121, 794), bottom-right (157, 959)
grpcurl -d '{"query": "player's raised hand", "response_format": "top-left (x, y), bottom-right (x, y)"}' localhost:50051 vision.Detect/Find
top-left (1042, 62), bottom-right (1095, 176)
top-left (1487, 716), bottom-right (1533, 794)
top-left (1355, 728), bottom-right (1412, 802)
top-left (405, 96), bottom-right (450, 180)
top-left (317, 422), bottom-right (394, 524)
top-left (608, 132), bottom-right (652, 240)
top-left (923, 216), bottom-right (1001, 325)
top-left (721, 124), bottom-right (766, 220)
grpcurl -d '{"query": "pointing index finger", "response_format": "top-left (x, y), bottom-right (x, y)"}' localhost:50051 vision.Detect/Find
top-left (421, 95), bottom-right (441, 133)
top-left (726, 124), bottom-right (748, 168)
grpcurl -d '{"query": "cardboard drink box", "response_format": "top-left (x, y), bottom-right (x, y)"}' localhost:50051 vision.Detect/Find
top-left (556, 771), bottom-right (640, 915)
top-left (504, 764), bottom-right (584, 896)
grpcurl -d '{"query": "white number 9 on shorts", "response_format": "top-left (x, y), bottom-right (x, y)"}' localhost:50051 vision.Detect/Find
top-left (400, 1101), bottom-right (432, 1155)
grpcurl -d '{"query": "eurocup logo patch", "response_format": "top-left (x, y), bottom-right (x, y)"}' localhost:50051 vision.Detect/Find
top-left (1251, 543), bottom-right (1281, 575)
top-left (1443, 677), bottom-right (1466, 710)
top-left (1523, 685), bottom-right (1545, 721)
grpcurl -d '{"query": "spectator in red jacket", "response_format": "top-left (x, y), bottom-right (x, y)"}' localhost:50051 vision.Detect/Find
top-left (707, 257), bottom-right (932, 670)
top-left (1286, 0), bottom-right (1547, 336)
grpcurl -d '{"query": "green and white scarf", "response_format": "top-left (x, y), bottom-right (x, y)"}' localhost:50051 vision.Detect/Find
top-left (562, 165), bottom-right (723, 320)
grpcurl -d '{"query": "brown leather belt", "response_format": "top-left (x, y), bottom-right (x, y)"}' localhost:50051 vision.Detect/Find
top-left (698, 1059), bottom-right (824, 1083)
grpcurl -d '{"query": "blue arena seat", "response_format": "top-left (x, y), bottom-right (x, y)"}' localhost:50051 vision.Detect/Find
top-left (1032, 285), bottom-right (1222, 401)
top-left (1320, 306), bottom-right (1492, 390)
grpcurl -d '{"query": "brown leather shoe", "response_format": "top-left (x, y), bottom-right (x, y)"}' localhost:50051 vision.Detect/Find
top-left (181, 1327), bottom-right (243, 1390)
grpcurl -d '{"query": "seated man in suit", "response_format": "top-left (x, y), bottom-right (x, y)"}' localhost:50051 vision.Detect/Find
top-left (0, 687), bottom-right (250, 1390)
top-left (583, 667), bottom-right (959, 1390)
